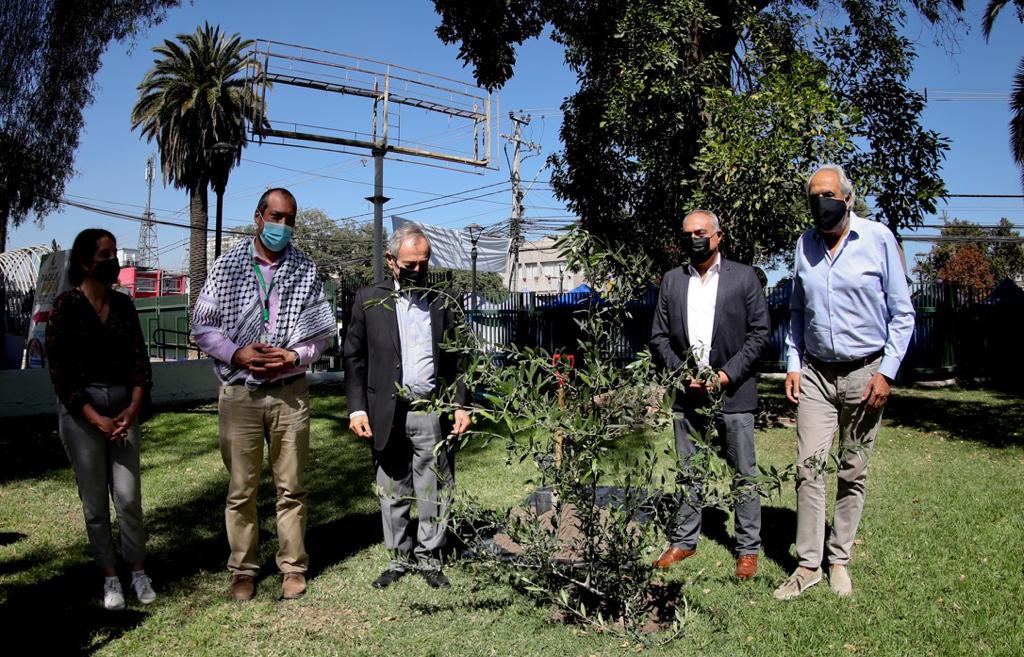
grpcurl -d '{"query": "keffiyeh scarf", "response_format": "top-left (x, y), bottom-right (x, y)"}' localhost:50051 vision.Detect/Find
top-left (192, 239), bottom-right (336, 386)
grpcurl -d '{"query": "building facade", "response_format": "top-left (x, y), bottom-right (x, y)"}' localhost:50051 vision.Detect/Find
top-left (504, 237), bottom-right (587, 294)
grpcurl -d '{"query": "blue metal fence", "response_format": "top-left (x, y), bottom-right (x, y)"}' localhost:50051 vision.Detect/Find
top-left (335, 279), bottom-right (1023, 383)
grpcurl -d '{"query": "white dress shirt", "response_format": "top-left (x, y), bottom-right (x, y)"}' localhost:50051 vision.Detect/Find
top-left (686, 254), bottom-right (721, 368)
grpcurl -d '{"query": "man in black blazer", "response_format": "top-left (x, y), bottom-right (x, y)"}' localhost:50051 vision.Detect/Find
top-left (343, 224), bottom-right (471, 590)
top-left (649, 210), bottom-right (770, 580)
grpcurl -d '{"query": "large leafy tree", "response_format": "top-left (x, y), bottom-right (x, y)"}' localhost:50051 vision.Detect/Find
top-left (982, 0), bottom-right (1024, 188)
top-left (936, 245), bottom-right (996, 289)
top-left (291, 209), bottom-right (377, 280)
top-left (433, 0), bottom-right (961, 269)
top-left (914, 217), bottom-right (1024, 284)
top-left (131, 23), bottom-right (263, 311)
top-left (235, 208), bottom-right (382, 281)
top-left (293, 210), bottom-right (506, 293)
top-left (0, 0), bottom-right (179, 253)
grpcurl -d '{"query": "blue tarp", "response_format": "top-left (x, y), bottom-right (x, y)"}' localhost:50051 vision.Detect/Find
top-left (542, 283), bottom-right (595, 307)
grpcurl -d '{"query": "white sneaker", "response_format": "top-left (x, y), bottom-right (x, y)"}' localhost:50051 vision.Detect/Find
top-left (103, 576), bottom-right (126, 610)
top-left (132, 571), bottom-right (157, 604)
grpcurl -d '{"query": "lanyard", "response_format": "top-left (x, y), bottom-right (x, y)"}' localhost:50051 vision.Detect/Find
top-left (252, 258), bottom-right (276, 324)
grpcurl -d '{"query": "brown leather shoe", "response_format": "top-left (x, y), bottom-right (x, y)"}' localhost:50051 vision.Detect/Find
top-left (652, 546), bottom-right (697, 569)
top-left (230, 574), bottom-right (255, 601)
top-left (281, 573), bottom-right (306, 600)
top-left (735, 554), bottom-right (758, 580)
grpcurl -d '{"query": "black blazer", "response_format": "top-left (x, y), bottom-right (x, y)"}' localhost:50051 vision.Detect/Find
top-left (343, 281), bottom-right (470, 451)
top-left (650, 258), bottom-right (770, 414)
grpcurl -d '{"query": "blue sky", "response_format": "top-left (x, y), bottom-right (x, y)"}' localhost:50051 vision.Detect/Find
top-left (8, 0), bottom-right (1024, 284)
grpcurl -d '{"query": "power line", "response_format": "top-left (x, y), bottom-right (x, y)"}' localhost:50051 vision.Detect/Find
top-left (336, 182), bottom-right (514, 223)
top-left (341, 187), bottom-right (512, 222)
top-left (902, 235), bottom-right (1024, 243)
top-left (57, 198), bottom-right (378, 245)
top-left (918, 222), bottom-right (1021, 229)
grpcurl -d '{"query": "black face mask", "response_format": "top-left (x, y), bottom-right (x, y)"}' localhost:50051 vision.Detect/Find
top-left (93, 258), bottom-right (121, 286)
top-left (397, 266), bottom-right (428, 288)
top-left (809, 196), bottom-right (848, 232)
top-left (687, 235), bottom-right (715, 264)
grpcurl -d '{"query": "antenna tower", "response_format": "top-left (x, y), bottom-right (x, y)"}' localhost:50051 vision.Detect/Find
top-left (137, 156), bottom-right (158, 269)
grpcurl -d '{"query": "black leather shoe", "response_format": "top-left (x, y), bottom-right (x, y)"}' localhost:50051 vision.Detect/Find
top-left (372, 569), bottom-right (407, 589)
top-left (420, 569), bottom-right (450, 589)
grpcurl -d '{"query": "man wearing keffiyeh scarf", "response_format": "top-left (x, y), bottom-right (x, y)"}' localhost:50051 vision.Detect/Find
top-left (192, 188), bottom-right (334, 602)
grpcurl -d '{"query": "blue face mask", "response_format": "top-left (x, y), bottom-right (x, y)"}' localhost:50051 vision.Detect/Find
top-left (259, 220), bottom-right (293, 252)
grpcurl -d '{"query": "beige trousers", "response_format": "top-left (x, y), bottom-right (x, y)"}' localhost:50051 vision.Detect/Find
top-left (795, 355), bottom-right (884, 569)
top-left (218, 376), bottom-right (310, 576)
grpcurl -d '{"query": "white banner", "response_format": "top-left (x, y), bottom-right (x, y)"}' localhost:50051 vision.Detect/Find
top-left (391, 216), bottom-right (509, 273)
top-left (25, 250), bottom-right (73, 369)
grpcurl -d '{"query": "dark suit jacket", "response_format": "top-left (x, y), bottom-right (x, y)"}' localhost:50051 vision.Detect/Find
top-left (650, 258), bottom-right (770, 414)
top-left (343, 281), bottom-right (470, 451)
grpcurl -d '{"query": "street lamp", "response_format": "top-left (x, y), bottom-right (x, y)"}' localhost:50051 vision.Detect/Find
top-left (209, 142), bottom-right (238, 259)
top-left (465, 223), bottom-right (484, 312)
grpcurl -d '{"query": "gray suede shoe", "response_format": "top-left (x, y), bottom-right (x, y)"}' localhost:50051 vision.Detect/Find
top-left (829, 564), bottom-right (853, 597)
top-left (773, 567), bottom-right (823, 601)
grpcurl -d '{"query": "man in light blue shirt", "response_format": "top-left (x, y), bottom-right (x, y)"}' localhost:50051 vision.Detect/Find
top-left (774, 164), bottom-right (915, 601)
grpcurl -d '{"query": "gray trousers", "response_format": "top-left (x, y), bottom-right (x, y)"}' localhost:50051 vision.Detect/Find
top-left (795, 355), bottom-right (883, 568)
top-left (672, 410), bottom-right (761, 555)
top-left (58, 384), bottom-right (145, 570)
top-left (373, 410), bottom-right (453, 572)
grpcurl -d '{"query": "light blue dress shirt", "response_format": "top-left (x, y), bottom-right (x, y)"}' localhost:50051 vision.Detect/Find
top-left (785, 213), bottom-right (916, 380)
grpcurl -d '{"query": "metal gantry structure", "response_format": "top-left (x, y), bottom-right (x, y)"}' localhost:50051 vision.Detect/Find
top-left (245, 40), bottom-right (496, 281)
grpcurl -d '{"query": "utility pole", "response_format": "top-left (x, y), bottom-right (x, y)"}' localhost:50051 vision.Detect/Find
top-left (137, 156), bottom-right (158, 269)
top-left (503, 112), bottom-right (540, 291)
top-left (368, 75), bottom-right (392, 283)
top-left (367, 149), bottom-right (389, 282)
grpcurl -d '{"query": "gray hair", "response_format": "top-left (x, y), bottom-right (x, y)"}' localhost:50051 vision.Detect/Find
top-left (684, 209), bottom-right (721, 233)
top-left (807, 164), bottom-right (855, 202)
top-left (387, 223), bottom-right (430, 256)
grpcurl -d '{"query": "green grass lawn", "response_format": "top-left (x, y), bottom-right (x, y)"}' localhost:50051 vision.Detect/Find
top-left (1, 382), bottom-right (1022, 656)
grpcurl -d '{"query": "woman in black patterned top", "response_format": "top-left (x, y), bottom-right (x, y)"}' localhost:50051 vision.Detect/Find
top-left (46, 228), bottom-right (156, 610)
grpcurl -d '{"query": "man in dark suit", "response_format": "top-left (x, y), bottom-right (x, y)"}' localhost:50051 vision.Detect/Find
top-left (649, 209), bottom-right (770, 580)
top-left (343, 224), bottom-right (471, 590)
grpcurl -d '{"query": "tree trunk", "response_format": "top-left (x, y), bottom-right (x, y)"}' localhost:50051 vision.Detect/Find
top-left (0, 201), bottom-right (9, 254)
top-left (187, 182), bottom-right (209, 324)
top-left (0, 201), bottom-right (8, 335)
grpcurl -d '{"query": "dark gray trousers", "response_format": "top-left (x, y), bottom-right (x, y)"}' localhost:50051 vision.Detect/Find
top-left (671, 410), bottom-right (761, 555)
top-left (58, 384), bottom-right (145, 569)
top-left (373, 410), bottom-right (453, 572)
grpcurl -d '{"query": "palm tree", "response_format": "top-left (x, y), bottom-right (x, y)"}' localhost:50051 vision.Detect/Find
top-left (131, 22), bottom-right (263, 312)
top-left (982, 0), bottom-right (1024, 188)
